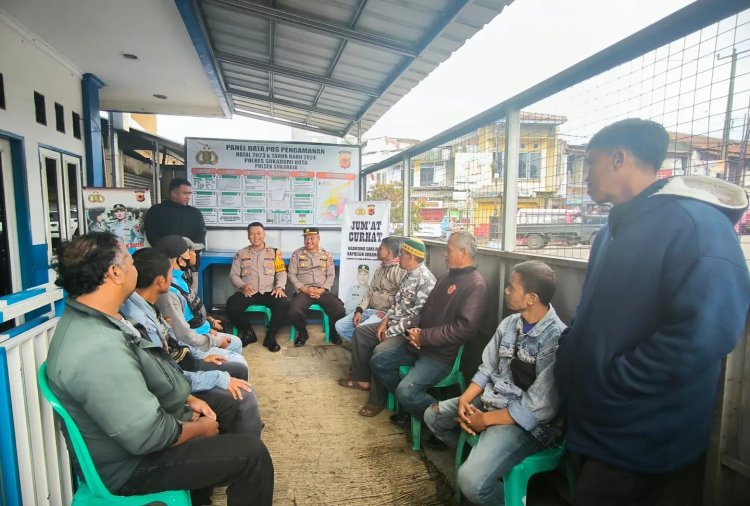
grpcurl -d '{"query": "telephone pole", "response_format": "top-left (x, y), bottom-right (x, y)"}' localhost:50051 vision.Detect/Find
top-left (717, 48), bottom-right (750, 180)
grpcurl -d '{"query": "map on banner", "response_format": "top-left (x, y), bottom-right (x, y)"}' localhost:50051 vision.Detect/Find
top-left (186, 138), bottom-right (360, 228)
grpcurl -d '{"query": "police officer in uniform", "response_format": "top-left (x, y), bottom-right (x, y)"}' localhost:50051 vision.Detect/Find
top-left (288, 228), bottom-right (345, 347)
top-left (107, 203), bottom-right (136, 244)
top-left (226, 222), bottom-right (290, 352)
top-left (344, 264), bottom-right (370, 314)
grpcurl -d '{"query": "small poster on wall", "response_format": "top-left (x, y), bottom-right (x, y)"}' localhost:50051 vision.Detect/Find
top-left (82, 187), bottom-right (151, 248)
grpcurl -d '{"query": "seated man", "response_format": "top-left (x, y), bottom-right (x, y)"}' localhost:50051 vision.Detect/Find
top-left (371, 231), bottom-right (488, 427)
top-left (424, 260), bottom-right (565, 506)
top-left (287, 227), bottom-right (345, 346)
top-left (46, 232), bottom-right (273, 505)
top-left (226, 222), bottom-right (290, 352)
top-left (121, 248), bottom-right (263, 438)
top-left (339, 238), bottom-right (435, 418)
top-left (334, 236), bottom-right (406, 341)
top-left (154, 235), bottom-right (245, 355)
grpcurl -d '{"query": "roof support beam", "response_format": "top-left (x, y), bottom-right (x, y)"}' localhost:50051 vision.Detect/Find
top-left (233, 108), bottom-right (344, 137)
top-left (215, 50), bottom-right (381, 97)
top-left (207, 0), bottom-right (417, 57)
top-left (229, 88), bottom-right (357, 121)
top-left (344, 0), bottom-right (473, 135)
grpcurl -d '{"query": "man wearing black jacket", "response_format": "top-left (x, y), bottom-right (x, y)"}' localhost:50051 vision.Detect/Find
top-left (371, 231), bottom-right (488, 427)
top-left (145, 178), bottom-right (206, 247)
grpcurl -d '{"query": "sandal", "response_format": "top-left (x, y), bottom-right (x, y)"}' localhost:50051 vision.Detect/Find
top-left (337, 378), bottom-right (370, 391)
top-left (358, 404), bottom-right (384, 417)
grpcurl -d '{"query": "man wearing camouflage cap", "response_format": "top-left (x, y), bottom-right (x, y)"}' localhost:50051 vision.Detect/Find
top-left (287, 228), bottom-right (345, 347)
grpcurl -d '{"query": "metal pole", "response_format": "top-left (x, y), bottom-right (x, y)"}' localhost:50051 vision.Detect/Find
top-left (403, 155), bottom-right (411, 235)
top-left (502, 109), bottom-right (520, 251)
top-left (153, 140), bottom-right (161, 204)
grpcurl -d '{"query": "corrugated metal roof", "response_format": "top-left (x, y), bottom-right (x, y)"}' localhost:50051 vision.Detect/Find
top-left (194, 0), bottom-right (514, 137)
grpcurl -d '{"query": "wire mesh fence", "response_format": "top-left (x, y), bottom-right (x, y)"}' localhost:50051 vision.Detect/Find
top-left (363, 7), bottom-right (750, 264)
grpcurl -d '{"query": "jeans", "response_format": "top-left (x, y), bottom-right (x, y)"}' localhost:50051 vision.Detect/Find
top-left (350, 323), bottom-right (406, 408)
top-left (370, 343), bottom-right (452, 420)
top-left (118, 434), bottom-right (274, 506)
top-left (194, 387), bottom-right (263, 439)
top-left (424, 397), bottom-right (541, 506)
top-left (220, 332), bottom-right (244, 353)
top-left (334, 309), bottom-right (383, 341)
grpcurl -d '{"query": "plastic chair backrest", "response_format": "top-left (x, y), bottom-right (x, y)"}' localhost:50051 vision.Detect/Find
top-left (37, 362), bottom-right (113, 498)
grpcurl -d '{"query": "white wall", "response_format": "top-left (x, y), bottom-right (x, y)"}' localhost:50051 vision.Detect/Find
top-left (206, 228), bottom-right (342, 255)
top-left (0, 12), bottom-right (86, 254)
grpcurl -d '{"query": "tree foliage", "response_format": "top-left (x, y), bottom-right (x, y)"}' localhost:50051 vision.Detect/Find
top-left (366, 182), bottom-right (424, 235)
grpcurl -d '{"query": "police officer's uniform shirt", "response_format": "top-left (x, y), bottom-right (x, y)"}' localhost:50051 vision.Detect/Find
top-left (289, 247), bottom-right (335, 291)
top-left (107, 219), bottom-right (135, 243)
top-left (230, 244), bottom-right (287, 293)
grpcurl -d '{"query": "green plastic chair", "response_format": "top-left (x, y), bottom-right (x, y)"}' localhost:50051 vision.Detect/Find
top-left (454, 432), bottom-right (574, 505)
top-left (289, 304), bottom-right (330, 343)
top-left (37, 362), bottom-right (192, 505)
top-left (389, 345), bottom-right (466, 451)
top-left (232, 305), bottom-right (272, 336)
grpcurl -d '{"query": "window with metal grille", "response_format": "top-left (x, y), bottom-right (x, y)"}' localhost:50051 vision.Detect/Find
top-left (55, 103), bottom-right (65, 133)
top-left (34, 92), bottom-right (46, 125)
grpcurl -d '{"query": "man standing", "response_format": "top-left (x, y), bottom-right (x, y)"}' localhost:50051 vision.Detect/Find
top-left (287, 227), bottom-right (345, 346)
top-left (46, 232), bottom-right (273, 505)
top-left (144, 178), bottom-right (206, 247)
top-left (371, 231), bottom-right (488, 427)
top-left (335, 236), bottom-right (405, 341)
top-left (226, 222), bottom-right (290, 353)
top-left (154, 235), bottom-right (245, 354)
top-left (424, 260), bottom-right (565, 506)
top-left (339, 238), bottom-right (434, 418)
top-left (555, 118), bottom-right (750, 505)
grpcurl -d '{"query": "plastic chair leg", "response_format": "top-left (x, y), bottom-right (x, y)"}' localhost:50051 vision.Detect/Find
top-left (503, 465), bottom-right (531, 506)
top-left (411, 416), bottom-right (422, 451)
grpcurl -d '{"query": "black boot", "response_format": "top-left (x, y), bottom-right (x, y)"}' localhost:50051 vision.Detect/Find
top-left (240, 327), bottom-right (257, 346)
top-left (263, 327), bottom-right (281, 352)
top-left (293, 327), bottom-right (309, 347)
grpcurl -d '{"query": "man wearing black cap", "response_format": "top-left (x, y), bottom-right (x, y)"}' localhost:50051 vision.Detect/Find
top-left (287, 228), bottom-right (345, 346)
top-left (154, 235), bottom-right (245, 355)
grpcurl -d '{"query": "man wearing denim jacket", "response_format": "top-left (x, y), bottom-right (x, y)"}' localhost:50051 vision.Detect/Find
top-left (121, 248), bottom-right (263, 439)
top-left (424, 260), bottom-right (565, 506)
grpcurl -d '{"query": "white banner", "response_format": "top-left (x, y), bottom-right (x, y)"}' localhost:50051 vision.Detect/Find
top-left (82, 187), bottom-right (151, 248)
top-left (185, 138), bottom-right (359, 228)
top-left (338, 201), bottom-right (391, 313)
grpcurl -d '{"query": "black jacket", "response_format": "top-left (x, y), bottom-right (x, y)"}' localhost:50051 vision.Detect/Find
top-left (144, 200), bottom-right (206, 246)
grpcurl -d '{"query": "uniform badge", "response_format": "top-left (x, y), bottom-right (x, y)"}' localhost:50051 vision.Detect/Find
top-left (447, 284), bottom-right (457, 295)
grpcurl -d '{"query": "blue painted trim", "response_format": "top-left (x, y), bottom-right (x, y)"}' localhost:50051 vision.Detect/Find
top-left (0, 315), bottom-right (51, 340)
top-left (173, 0), bottom-right (232, 118)
top-left (0, 288), bottom-right (46, 306)
top-left (81, 74), bottom-right (105, 187)
top-left (0, 133), bottom-right (47, 289)
top-left (37, 144), bottom-right (83, 160)
top-left (0, 348), bottom-right (22, 506)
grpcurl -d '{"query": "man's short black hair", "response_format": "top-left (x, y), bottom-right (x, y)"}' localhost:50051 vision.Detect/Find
top-left (247, 222), bottom-right (265, 231)
top-left (168, 178), bottom-right (192, 192)
top-left (512, 260), bottom-right (557, 305)
top-left (54, 232), bottom-right (123, 297)
top-left (132, 248), bottom-right (171, 289)
top-left (588, 118), bottom-right (669, 171)
top-left (381, 236), bottom-right (401, 257)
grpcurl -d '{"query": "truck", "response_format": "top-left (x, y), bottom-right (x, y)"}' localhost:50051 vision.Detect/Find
top-left (515, 212), bottom-right (608, 249)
